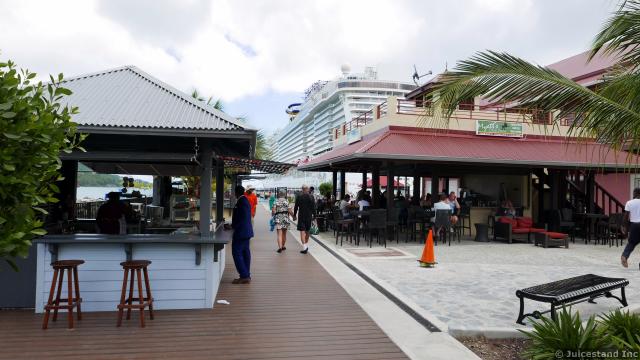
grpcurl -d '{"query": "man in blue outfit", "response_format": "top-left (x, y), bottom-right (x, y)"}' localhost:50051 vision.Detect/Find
top-left (231, 185), bottom-right (254, 284)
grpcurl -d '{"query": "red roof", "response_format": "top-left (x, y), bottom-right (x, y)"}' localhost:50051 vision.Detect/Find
top-left (546, 50), bottom-right (619, 84)
top-left (366, 176), bottom-right (404, 188)
top-left (300, 127), bottom-right (640, 170)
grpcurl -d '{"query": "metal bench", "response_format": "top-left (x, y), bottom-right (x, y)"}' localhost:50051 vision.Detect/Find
top-left (516, 274), bottom-right (628, 325)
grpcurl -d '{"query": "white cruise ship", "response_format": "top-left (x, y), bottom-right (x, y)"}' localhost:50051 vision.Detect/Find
top-left (274, 66), bottom-right (415, 164)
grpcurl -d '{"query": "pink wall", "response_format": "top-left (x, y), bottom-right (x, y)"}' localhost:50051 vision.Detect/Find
top-left (596, 173), bottom-right (630, 205)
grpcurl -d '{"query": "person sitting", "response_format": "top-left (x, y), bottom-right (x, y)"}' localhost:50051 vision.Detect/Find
top-left (432, 193), bottom-right (452, 222)
top-left (500, 199), bottom-right (516, 217)
top-left (340, 194), bottom-right (353, 219)
top-left (96, 192), bottom-right (127, 234)
top-left (448, 191), bottom-right (461, 225)
top-left (357, 193), bottom-right (372, 211)
top-left (420, 193), bottom-right (432, 208)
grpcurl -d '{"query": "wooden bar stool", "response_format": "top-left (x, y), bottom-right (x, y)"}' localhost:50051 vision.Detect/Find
top-left (117, 260), bottom-right (154, 327)
top-left (42, 260), bottom-right (84, 330)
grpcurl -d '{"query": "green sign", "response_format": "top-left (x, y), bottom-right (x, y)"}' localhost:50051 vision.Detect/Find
top-left (476, 120), bottom-right (523, 138)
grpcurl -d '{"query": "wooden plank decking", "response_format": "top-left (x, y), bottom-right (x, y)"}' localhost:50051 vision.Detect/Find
top-left (0, 207), bottom-right (408, 359)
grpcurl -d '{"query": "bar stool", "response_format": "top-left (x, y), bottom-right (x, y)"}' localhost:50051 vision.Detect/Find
top-left (117, 260), bottom-right (154, 327)
top-left (42, 260), bottom-right (84, 330)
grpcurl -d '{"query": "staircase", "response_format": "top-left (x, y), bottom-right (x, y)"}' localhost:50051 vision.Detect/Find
top-left (566, 170), bottom-right (625, 215)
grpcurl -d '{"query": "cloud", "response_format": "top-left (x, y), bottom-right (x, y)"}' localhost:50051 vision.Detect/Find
top-left (0, 0), bottom-right (616, 106)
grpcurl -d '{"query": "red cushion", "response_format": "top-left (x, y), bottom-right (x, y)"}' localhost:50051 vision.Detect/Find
top-left (498, 217), bottom-right (518, 227)
top-left (516, 217), bottom-right (533, 228)
top-left (512, 228), bottom-right (530, 234)
top-left (529, 228), bottom-right (546, 233)
top-left (544, 231), bottom-right (567, 239)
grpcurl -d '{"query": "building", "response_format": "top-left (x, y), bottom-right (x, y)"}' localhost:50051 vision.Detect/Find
top-left (274, 66), bottom-right (415, 164)
top-left (298, 50), bottom-right (639, 232)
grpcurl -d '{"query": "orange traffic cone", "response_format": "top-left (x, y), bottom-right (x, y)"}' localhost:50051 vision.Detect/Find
top-left (418, 229), bottom-right (437, 268)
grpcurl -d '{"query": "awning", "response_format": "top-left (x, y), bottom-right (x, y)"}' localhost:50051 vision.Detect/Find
top-left (219, 156), bottom-right (296, 175)
top-left (299, 127), bottom-right (640, 172)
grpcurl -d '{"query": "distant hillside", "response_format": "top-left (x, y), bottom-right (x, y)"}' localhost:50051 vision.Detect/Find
top-left (77, 164), bottom-right (152, 188)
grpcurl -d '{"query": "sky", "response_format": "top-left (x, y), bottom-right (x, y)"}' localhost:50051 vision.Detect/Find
top-left (0, 0), bottom-right (617, 136)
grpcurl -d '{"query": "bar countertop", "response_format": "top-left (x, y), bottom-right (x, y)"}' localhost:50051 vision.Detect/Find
top-left (34, 226), bottom-right (232, 245)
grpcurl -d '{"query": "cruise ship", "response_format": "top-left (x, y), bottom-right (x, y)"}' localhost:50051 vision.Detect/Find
top-left (274, 66), bottom-right (415, 163)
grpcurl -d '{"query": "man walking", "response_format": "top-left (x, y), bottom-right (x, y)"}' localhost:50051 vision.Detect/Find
top-left (293, 185), bottom-right (315, 254)
top-left (232, 185), bottom-right (254, 283)
top-left (621, 188), bottom-right (640, 268)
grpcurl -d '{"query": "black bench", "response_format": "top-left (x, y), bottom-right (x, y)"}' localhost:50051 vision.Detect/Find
top-left (516, 274), bottom-right (629, 325)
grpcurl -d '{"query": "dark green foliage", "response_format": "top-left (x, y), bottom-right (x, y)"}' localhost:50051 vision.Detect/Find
top-left (319, 182), bottom-right (333, 198)
top-left (520, 308), bottom-right (610, 359)
top-left (77, 172), bottom-right (121, 186)
top-left (0, 60), bottom-right (83, 269)
top-left (599, 309), bottom-right (640, 352)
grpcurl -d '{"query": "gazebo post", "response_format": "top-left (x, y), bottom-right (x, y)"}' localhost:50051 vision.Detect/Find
top-left (340, 170), bottom-right (346, 199)
top-left (537, 169), bottom-right (546, 223)
top-left (372, 167), bottom-right (380, 208)
top-left (413, 174), bottom-right (420, 201)
top-left (200, 141), bottom-right (213, 238)
top-left (431, 174), bottom-right (439, 197)
top-left (550, 170), bottom-right (560, 210)
top-left (215, 159), bottom-right (225, 226)
top-left (362, 172), bottom-right (367, 194)
top-left (386, 164), bottom-right (395, 217)
top-left (586, 172), bottom-right (595, 213)
top-left (332, 171), bottom-right (337, 200)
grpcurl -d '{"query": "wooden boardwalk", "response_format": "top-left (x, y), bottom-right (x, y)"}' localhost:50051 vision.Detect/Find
top-left (0, 207), bottom-right (408, 359)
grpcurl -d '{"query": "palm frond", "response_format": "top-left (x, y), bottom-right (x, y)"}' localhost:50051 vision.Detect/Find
top-left (590, 0), bottom-right (640, 68)
top-left (432, 50), bottom-right (640, 151)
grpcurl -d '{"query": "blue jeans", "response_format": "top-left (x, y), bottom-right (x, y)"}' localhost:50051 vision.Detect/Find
top-left (232, 237), bottom-right (251, 279)
top-left (622, 223), bottom-right (640, 259)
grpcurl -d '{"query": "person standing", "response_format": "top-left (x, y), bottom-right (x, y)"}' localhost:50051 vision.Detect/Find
top-left (268, 191), bottom-right (276, 210)
top-left (245, 185), bottom-right (258, 223)
top-left (272, 189), bottom-right (292, 253)
top-left (621, 188), bottom-right (640, 268)
top-left (293, 185), bottom-right (315, 254)
top-left (231, 185), bottom-right (254, 284)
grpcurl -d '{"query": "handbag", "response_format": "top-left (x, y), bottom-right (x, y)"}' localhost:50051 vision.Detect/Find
top-left (310, 219), bottom-right (319, 235)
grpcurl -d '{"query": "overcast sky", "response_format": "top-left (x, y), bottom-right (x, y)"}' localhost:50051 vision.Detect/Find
top-left (0, 0), bottom-right (616, 134)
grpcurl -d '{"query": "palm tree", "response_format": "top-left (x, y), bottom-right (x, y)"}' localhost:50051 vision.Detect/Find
top-left (432, 0), bottom-right (640, 153)
top-left (190, 89), bottom-right (272, 160)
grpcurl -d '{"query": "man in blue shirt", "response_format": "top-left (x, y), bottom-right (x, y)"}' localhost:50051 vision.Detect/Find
top-left (231, 185), bottom-right (254, 284)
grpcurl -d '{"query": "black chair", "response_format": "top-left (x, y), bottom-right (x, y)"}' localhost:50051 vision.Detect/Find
top-left (406, 206), bottom-right (422, 242)
top-left (363, 209), bottom-right (387, 247)
top-left (458, 206), bottom-right (472, 236)
top-left (434, 210), bottom-right (453, 246)
top-left (386, 208), bottom-right (401, 243)
top-left (605, 213), bottom-right (625, 247)
top-left (333, 210), bottom-right (355, 246)
top-left (560, 208), bottom-right (577, 243)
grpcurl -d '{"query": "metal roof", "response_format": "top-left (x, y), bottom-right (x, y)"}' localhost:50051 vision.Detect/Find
top-left (299, 127), bottom-right (640, 171)
top-left (59, 66), bottom-right (254, 132)
top-left (219, 156), bottom-right (296, 174)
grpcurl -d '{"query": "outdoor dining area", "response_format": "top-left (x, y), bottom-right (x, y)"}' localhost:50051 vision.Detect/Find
top-left (298, 126), bottom-right (640, 252)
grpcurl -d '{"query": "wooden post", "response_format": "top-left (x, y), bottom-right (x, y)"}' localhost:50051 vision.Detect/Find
top-left (537, 169), bottom-right (546, 223)
top-left (586, 172), bottom-right (595, 213)
top-left (55, 160), bottom-right (78, 220)
top-left (362, 172), bottom-right (367, 192)
top-left (340, 170), bottom-right (346, 199)
top-left (386, 164), bottom-right (395, 218)
top-left (413, 175), bottom-right (420, 201)
top-left (550, 170), bottom-right (560, 210)
top-left (431, 174), bottom-right (439, 198)
top-left (372, 167), bottom-right (380, 208)
top-left (332, 171), bottom-right (337, 201)
top-left (215, 159), bottom-right (225, 226)
top-left (200, 141), bottom-right (213, 238)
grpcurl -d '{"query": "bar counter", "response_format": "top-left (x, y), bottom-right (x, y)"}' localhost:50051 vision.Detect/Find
top-left (33, 227), bottom-right (231, 313)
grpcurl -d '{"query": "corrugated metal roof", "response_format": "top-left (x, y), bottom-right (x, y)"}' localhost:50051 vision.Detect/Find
top-left (59, 66), bottom-right (253, 132)
top-left (300, 128), bottom-right (640, 170)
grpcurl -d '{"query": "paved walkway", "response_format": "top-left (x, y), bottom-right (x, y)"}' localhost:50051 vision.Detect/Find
top-left (0, 207), bottom-right (409, 360)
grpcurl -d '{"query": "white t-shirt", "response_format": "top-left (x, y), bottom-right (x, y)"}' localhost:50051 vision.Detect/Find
top-left (340, 200), bottom-right (350, 217)
top-left (625, 198), bottom-right (640, 223)
top-left (357, 199), bottom-right (370, 211)
top-left (432, 201), bottom-right (452, 221)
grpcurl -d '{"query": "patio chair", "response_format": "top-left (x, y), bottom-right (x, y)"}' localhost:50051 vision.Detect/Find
top-left (386, 208), bottom-right (400, 244)
top-left (434, 210), bottom-right (452, 246)
top-left (458, 206), bottom-right (472, 236)
top-left (406, 206), bottom-right (426, 242)
top-left (363, 209), bottom-right (387, 247)
top-left (605, 213), bottom-right (625, 247)
top-left (560, 208), bottom-right (577, 243)
top-left (333, 210), bottom-right (355, 246)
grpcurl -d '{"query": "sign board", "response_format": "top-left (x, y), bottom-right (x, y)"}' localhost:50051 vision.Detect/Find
top-left (347, 127), bottom-right (362, 144)
top-left (476, 120), bottom-right (523, 138)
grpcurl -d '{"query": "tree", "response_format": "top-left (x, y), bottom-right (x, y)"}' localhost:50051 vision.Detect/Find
top-left (0, 60), bottom-right (84, 269)
top-left (432, 0), bottom-right (640, 154)
top-left (319, 182), bottom-right (333, 198)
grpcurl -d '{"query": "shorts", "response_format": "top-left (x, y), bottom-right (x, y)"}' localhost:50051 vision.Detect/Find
top-left (297, 217), bottom-right (312, 232)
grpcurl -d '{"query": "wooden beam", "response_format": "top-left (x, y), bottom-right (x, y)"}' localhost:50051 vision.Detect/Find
top-left (216, 160), bottom-right (225, 225)
top-left (200, 141), bottom-right (213, 239)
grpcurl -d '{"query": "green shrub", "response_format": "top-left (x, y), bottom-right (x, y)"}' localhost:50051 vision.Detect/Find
top-left (520, 308), bottom-right (610, 359)
top-left (319, 182), bottom-right (332, 198)
top-left (599, 309), bottom-right (640, 352)
top-left (0, 60), bottom-right (83, 269)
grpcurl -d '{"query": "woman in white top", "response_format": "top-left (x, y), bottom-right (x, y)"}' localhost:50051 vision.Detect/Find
top-left (272, 189), bottom-right (293, 253)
